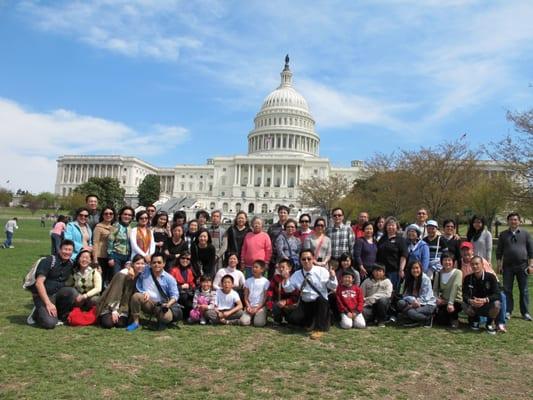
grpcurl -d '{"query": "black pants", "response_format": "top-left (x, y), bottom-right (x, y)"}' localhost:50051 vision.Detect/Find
top-left (434, 302), bottom-right (462, 326)
top-left (33, 287), bottom-right (77, 329)
top-left (287, 297), bottom-right (330, 332)
top-left (363, 297), bottom-right (390, 324)
top-left (99, 314), bottom-right (128, 329)
top-left (178, 291), bottom-right (194, 319)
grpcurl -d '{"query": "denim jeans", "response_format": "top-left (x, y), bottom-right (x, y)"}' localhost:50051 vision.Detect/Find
top-left (502, 267), bottom-right (529, 316)
top-left (3, 231), bottom-right (13, 247)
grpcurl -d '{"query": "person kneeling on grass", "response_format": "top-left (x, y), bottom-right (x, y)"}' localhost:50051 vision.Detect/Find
top-left (397, 260), bottom-right (436, 328)
top-left (28, 240), bottom-right (78, 329)
top-left (281, 249), bottom-right (338, 340)
top-left (97, 255), bottom-right (145, 329)
top-left (336, 270), bottom-right (365, 329)
top-left (266, 258), bottom-right (300, 325)
top-left (205, 275), bottom-right (244, 325)
top-left (360, 263), bottom-right (392, 327)
top-left (433, 252), bottom-right (462, 329)
top-left (462, 256), bottom-right (501, 335)
top-left (240, 260), bottom-right (270, 327)
top-left (128, 254), bottom-right (182, 331)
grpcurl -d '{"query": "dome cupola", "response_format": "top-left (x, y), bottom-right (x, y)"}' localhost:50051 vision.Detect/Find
top-left (247, 55), bottom-right (319, 157)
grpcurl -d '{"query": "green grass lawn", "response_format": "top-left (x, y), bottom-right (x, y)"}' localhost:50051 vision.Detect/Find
top-left (0, 210), bottom-right (532, 399)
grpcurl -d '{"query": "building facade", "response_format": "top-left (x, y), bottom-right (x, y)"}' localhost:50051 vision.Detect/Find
top-left (55, 57), bottom-right (365, 216)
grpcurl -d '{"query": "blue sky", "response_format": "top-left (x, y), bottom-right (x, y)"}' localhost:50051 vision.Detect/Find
top-left (0, 0), bottom-right (532, 192)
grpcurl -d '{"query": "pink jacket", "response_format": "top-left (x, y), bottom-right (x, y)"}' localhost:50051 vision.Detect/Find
top-left (241, 231), bottom-right (272, 267)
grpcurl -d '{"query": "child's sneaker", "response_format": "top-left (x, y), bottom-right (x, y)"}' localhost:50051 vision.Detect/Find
top-left (200, 317), bottom-right (206, 325)
top-left (470, 321), bottom-right (480, 331)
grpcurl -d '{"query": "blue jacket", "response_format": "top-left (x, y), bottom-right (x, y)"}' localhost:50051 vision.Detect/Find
top-left (136, 266), bottom-right (179, 302)
top-left (407, 239), bottom-right (430, 273)
top-left (402, 273), bottom-right (436, 306)
top-left (64, 221), bottom-right (93, 261)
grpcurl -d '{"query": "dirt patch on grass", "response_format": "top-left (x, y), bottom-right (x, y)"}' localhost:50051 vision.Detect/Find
top-left (373, 352), bottom-right (533, 400)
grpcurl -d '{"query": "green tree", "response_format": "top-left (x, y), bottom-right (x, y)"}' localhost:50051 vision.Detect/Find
top-left (74, 177), bottom-right (125, 210)
top-left (0, 188), bottom-right (13, 207)
top-left (36, 192), bottom-right (58, 209)
top-left (350, 138), bottom-right (480, 223)
top-left (58, 192), bottom-right (86, 212)
top-left (464, 174), bottom-right (513, 229)
top-left (137, 174), bottom-right (161, 207)
top-left (21, 193), bottom-right (41, 215)
top-left (298, 174), bottom-right (352, 217)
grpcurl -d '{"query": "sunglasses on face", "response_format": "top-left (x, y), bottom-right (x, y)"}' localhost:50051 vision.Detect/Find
top-left (103, 212), bottom-right (114, 216)
top-left (300, 220), bottom-right (310, 223)
top-left (79, 214), bottom-right (89, 218)
top-left (301, 257), bottom-right (313, 261)
top-left (333, 214), bottom-right (343, 217)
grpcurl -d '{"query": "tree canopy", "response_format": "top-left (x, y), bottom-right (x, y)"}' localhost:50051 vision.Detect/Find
top-left (74, 177), bottom-right (125, 210)
top-left (137, 174), bottom-right (161, 207)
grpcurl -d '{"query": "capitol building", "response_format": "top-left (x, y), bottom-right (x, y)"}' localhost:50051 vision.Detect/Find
top-left (55, 57), bottom-right (365, 217)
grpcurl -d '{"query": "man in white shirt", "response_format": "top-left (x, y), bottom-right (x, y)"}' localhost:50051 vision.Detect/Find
top-left (3, 217), bottom-right (18, 248)
top-left (282, 249), bottom-right (338, 340)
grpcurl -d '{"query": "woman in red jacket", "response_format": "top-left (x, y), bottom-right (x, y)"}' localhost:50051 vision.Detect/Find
top-left (169, 251), bottom-right (196, 319)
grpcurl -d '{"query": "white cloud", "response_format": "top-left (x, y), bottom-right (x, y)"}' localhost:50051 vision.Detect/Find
top-left (0, 98), bottom-right (189, 192)
top-left (19, 0), bottom-right (204, 61)
top-left (298, 79), bottom-right (413, 133)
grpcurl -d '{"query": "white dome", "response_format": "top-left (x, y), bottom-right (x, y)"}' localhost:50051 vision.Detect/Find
top-left (261, 86), bottom-right (310, 113)
top-left (248, 56), bottom-right (319, 158)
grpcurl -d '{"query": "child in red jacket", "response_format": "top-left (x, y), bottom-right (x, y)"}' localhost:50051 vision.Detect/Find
top-left (336, 270), bottom-right (366, 329)
top-left (266, 259), bottom-right (299, 324)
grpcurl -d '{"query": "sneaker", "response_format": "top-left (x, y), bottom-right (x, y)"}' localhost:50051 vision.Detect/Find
top-left (377, 322), bottom-right (386, 328)
top-left (423, 317), bottom-right (433, 329)
top-left (402, 321), bottom-right (419, 328)
top-left (126, 322), bottom-right (140, 331)
top-left (505, 312), bottom-right (511, 320)
top-left (470, 321), bottom-right (480, 331)
top-left (27, 307), bottom-right (36, 325)
top-left (450, 320), bottom-right (459, 329)
top-left (200, 317), bottom-right (207, 325)
top-left (187, 317), bottom-right (194, 324)
top-left (497, 323), bottom-right (507, 333)
top-left (8, 245), bottom-right (14, 249)
top-left (309, 330), bottom-right (324, 340)
top-left (55, 320), bottom-right (64, 326)
top-left (486, 324), bottom-right (496, 335)
top-left (523, 313), bottom-right (532, 321)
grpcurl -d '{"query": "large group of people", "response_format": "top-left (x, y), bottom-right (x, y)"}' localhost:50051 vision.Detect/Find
top-left (25, 194), bottom-right (533, 340)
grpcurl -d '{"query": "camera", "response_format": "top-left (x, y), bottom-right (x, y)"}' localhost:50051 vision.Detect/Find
top-left (155, 302), bottom-right (169, 314)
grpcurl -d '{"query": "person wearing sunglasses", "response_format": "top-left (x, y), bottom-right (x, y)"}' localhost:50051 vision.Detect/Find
top-left (296, 213), bottom-right (313, 243)
top-left (107, 206), bottom-right (135, 280)
top-left (130, 210), bottom-right (155, 263)
top-left (92, 206), bottom-right (116, 282)
top-left (326, 207), bottom-right (355, 271)
top-left (303, 217), bottom-right (331, 268)
top-left (281, 249), bottom-right (337, 340)
top-left (64, 207), bottom-right (93, 261)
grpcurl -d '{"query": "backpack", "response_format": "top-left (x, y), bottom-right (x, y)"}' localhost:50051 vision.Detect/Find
top-left (22, 256), bottom-right (56, 290)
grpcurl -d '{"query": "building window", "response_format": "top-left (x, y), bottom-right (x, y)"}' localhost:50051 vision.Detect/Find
top-left (210, 202), bottom-right (215, 209)
top-left (248, 203), bottom-right (255, 213)
top-left (261, 203), bottom-right (268, 213)
top-left (235, 203), bottom-right (241, 212)
top-left (223, 202), bottom-right (228, 212)
top-left (221, 191), bottom-right (225, 196)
